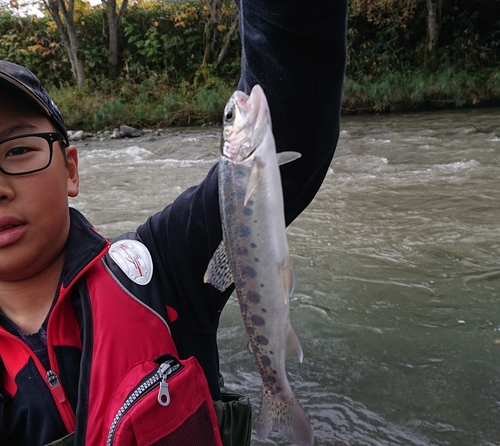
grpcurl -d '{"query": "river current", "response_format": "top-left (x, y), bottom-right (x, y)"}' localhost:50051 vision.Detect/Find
top-left (71, 107), bottom-right (500, 445)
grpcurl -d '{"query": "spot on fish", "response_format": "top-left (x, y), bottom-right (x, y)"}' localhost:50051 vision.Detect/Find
top-left (247, 291), bottom-right (261, 303)
top-left (236, 246), bottom-right (248, 256)
top-left (237, 225), bottom-right (251, 237)
top-left (261, 308), bottom-right (267, 313)
top-left (261, 355), bottom-right (271, 366)
top-left (226, 204), bottom-right (236, 215)
top-left (244, 207), bottom-right (253, 216)
top-left (256, 335), bottom-right (268, 345)
top-left (242, 266), bottom-right (257, 278)
top-left (235, 278), bottom-right (246, 289)
top-left (251, 243), bottom-right (257, 249)
top-left (247, 200), bottom-right (254, 206)
top-left (251, 314), bottom-right (265, 326)
top-left (254, 257), bottom-right (260, 262)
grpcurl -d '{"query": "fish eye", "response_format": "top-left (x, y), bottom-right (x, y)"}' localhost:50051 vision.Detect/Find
top-left (225, 107), bottom-right (235, 122)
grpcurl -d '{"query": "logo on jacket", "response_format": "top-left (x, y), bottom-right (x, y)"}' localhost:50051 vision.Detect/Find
top-left (109, 239), bottom-right (153, 285)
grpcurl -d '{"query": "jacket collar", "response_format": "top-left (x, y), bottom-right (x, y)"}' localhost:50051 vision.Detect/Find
top-left (61, 208), bottom-right (109, 289)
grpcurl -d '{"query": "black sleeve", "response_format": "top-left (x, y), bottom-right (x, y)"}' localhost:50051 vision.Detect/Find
top-left (136, 0), bottom-right (348, 398)
top-left (238, 0), bottom-right (348, 224)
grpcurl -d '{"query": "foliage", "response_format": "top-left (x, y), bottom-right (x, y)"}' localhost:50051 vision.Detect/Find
top-left (349, 0), bottom-right (420, 26)
top-left (0, 10), bottom-right (69, 83)
top-left (347, 0), bottom-right (500, 79)
top-left (48, 73), bottom-right (234, 131)
top-left (121, 2), bottom-right (206, 81)
top-left (0, 0), bottom-right (499, 127)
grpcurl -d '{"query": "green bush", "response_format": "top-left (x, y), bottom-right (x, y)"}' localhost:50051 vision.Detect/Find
top-left (1, 0), bottom-right (499, 128)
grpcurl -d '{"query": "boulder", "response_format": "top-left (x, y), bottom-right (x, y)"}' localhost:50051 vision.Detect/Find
top-left (119, 125), bottom-right (142, 138)
top-left (69, 130), bottom-right (85, 141)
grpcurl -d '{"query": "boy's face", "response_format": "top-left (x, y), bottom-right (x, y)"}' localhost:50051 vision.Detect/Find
top-left (0, 96), bottom-right (79, 282)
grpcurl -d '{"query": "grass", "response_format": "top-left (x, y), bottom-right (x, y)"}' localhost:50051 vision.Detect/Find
top-left (342, 67), bottom-right (500, 114)
top-left (48, 67), bottom-right (500, 131)
top-left (48, 73), bottom-right (236, 131)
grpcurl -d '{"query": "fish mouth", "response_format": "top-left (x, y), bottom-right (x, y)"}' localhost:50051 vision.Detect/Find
top-left (239, 84), bottom-right (267, 130)
top-left (222, 84), bottom-right (270, 162)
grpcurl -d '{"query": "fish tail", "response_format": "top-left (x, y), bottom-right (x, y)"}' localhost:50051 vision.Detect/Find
top-left (256, 388), bottom-right (314, 446)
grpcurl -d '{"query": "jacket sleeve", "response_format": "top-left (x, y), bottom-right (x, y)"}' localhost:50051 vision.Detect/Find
top-left (238, 0), bottom-right (348, 224)
top-left (136, 0), bottom-right (348, 398)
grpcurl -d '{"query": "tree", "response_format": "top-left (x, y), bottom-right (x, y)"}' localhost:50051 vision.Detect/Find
top-left (200, 0), bottom-right (238, 78)
top-left (102, 0), bottom-right (128, 78)
top-left (425, 0), bottom-right (442, 72)
top-left (43, 0), bottom-right (85, 86)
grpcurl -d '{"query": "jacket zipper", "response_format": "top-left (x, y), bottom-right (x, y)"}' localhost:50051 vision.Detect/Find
top-left (44, 241), bottom-right (111, 432)
top-left (106, 358), bottom-right (182, 446)
top-left (0, 330), bottom-right (76, 431)
top-left (45, 314), bottom-right (76, 432)
top-left (45, 369), bottom-right (76, 431)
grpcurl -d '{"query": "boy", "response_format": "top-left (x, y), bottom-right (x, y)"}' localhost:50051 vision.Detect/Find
top-left (0, 0), bottom-right (347, 444)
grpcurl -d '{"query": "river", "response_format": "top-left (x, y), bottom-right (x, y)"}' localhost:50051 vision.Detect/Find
top-left (71, 107), bottom-right (500, 445)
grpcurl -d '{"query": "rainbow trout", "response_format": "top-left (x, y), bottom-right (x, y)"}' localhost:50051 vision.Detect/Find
top-left (204, 85), bottom-right (314, 445)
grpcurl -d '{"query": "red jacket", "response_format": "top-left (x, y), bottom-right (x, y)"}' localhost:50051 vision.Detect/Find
top-left (0, 209), bottom-right (223, 445)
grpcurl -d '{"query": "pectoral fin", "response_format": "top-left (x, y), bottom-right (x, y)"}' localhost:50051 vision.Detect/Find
top-left (244, 156), bottom-right (265, 206)
top-left (276, 151), bottom-right (301, 166)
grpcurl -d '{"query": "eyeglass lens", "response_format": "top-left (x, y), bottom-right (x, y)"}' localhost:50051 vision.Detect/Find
top-left (0, 135), bottom-right (53, 175)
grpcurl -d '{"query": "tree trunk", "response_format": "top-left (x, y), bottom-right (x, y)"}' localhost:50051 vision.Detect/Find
top-left (104, 0), bottom-right (129, 79)
top-left (200, 0), bottom-right (239, 81)
top-left (425, 0), bottom-right (442, 73)
top-left (43, 0), bottom-right (85, 86)
top-left (213, 13), bottom-right (239, 71)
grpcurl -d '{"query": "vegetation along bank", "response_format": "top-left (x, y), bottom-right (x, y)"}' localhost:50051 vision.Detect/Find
top-left (0, 0), bottom-right (499, 131)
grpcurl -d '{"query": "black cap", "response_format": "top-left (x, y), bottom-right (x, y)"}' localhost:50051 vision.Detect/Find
top-left (0, 60), bottom-right (69, 144)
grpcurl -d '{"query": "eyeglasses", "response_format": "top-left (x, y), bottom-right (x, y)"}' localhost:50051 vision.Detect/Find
top-left (0, 132), bottom-right (66, 176)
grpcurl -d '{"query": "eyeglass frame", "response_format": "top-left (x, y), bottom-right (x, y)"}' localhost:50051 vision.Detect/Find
top-left (0, 132), bottom-right (68, 176)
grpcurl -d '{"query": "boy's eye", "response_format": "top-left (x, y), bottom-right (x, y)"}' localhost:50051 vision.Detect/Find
top-left (6, 146), bottom-right (34, 158)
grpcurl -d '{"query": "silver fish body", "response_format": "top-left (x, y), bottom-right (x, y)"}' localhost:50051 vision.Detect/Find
top-left (205, 85), bottom-right (313, 445)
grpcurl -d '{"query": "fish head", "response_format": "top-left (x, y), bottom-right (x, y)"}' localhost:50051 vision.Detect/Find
top-left (222, 84), bottom-right (271, 163)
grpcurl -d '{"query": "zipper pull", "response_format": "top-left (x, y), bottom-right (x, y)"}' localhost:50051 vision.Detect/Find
top-left (157, 362), bottom-right (171, 407)
top-left (46, 370), bottom-right (67, 404)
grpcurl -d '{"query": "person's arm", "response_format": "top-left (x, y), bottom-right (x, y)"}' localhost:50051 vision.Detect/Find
top-left (137, 0), bottom-right (348, 399)
top-left (238, 0), bottom-right (348, 224)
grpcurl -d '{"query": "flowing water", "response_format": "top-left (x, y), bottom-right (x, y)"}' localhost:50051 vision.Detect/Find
top-left (71, 107), bottom-right (500, 445)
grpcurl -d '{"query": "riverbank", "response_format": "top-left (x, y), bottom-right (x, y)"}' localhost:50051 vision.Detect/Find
top-left (50, 68), bottom-right (500, 133)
